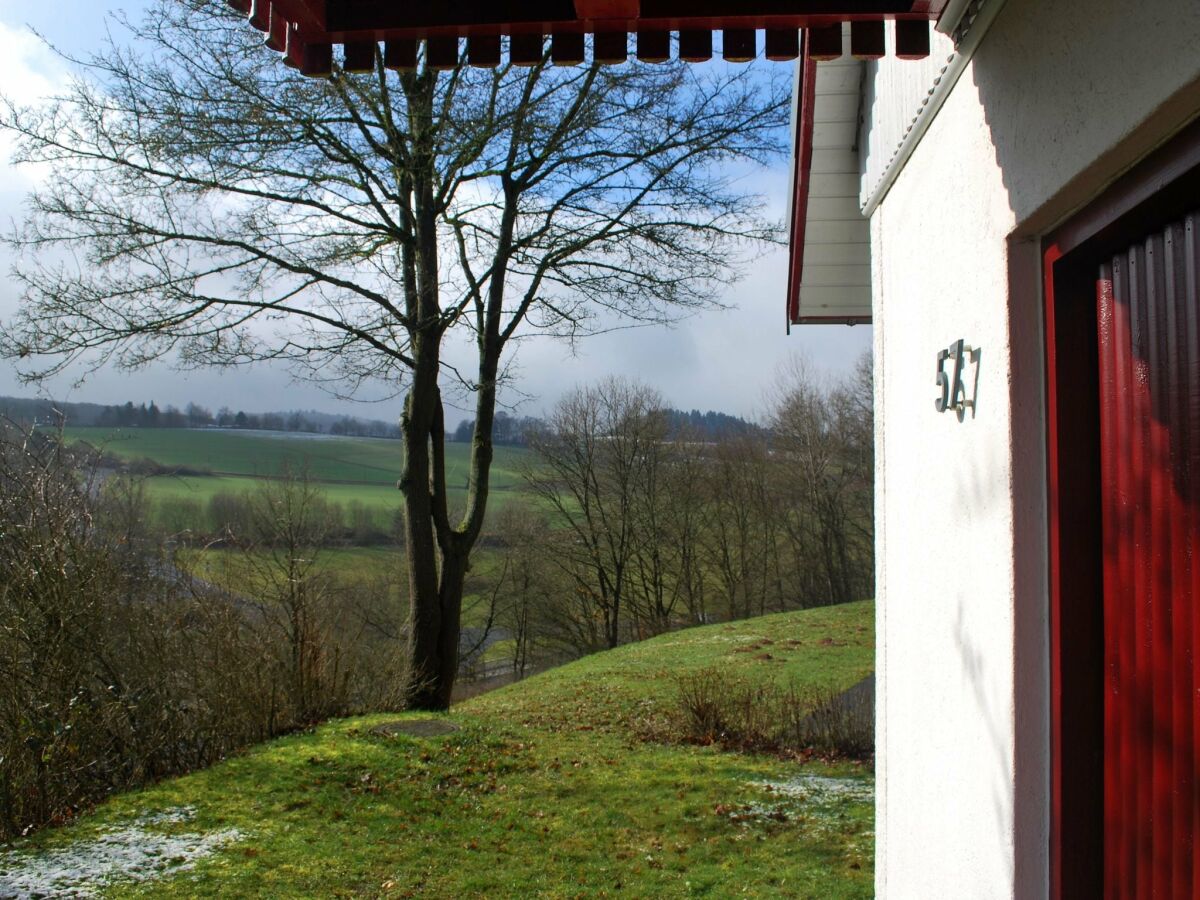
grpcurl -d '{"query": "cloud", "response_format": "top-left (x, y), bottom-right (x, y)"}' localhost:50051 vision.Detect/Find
top-left (0, 20), bottom-right (61, 105)
top-left (0, 17), bottom-right (68, 194)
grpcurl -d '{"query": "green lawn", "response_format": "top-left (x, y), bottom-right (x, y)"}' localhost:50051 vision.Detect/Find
top-left (1, 602), bottom-right (876, 898)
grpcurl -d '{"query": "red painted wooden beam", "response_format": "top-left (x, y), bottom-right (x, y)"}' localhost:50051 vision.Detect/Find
top-left (636, 30), bottom-right (670, 62)
top-left (252, 1), bottom-right (942, 73)
top-left (269, 0), bottom-right (323, 32)
top-left (342, 41), bottom-right (376, 72)
top-left (265, 4), bottom-right (288, 52)
top-left (510, 34), bottom-right (545, 66)
top-left (551, 31), bottom-right (585, 65)
top-left (806, 23), bottom-right (841, 60)
top-left (678, 29), bottom-right (712, 62)
top-left (850, 20), bottom-right (884, 59)
top-left (894, 19), bottom-right (930, 59)
top-left (321, 1), bottom-right (938, 37)
top-left (248, 0), bottom-right (270, 32)
top-left (722, 29), bottom-right (756, 62)
top-left (300, 42), bottom-right (332, 77)
top-left (574, 0), bottom-right (640, 18)
top-left (384, 39), bottom-right (417, 70)
top-left (426, 36), bottom-right (459, 69)
top-left (764, 28), bottom-right (799, 60)
top-left (282, 25), bottom-right (301, 67)
top-left (467, 34), bottom-right (501, 67)
top-left (786, 37), bottom-right (816, 327)
top-left (593, 32), bottom-right (629, 63)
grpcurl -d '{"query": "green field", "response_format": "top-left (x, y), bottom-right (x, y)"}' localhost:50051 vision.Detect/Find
top-left (1, 602), bottom-right (875, 898)
top-left (63, 427), bottom-right (536, 529)
top-left (181, 545), bottom-right (402, 583)
top-left (65, 427), bottom-right (531, 489)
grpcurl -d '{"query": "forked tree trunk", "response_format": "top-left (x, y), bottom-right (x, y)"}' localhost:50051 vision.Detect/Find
top-left (400, 324), bottom-right (500, 710)
top-left (399, 355), bottom-right (448, 708)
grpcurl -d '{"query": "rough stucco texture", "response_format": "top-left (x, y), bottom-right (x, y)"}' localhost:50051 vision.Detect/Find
top-left (870, 0), bottom-right (1200, 897)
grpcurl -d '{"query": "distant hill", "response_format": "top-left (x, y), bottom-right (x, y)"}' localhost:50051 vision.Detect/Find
top-left (449, 406), bottom-right (761, 446)
top-left (0, 395), bottom-right (400, 439)
top-left (662, 407), bottom-right (762, 440)
top-left (2, 393), bottom-right (761, 446)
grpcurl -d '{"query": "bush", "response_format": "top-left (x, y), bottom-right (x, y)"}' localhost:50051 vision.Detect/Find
top-left (671, 666), bottom-right (873, 760)
top-left (0, 427), bottom-right (408, 840)
top-left (153, 496), bottom-right (206, 538)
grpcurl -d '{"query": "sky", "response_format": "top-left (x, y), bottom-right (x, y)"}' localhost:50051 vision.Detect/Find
top-left (0, 0), bottom-right (871, 426)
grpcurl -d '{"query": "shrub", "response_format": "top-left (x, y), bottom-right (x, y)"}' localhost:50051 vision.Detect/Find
top-left (671, 666), bottom-right (873, 760)
top-left (0, 427), bottom-right (408, 840)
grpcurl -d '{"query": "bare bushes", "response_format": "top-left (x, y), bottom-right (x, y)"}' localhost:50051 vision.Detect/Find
top-left (206, 469), bottom-right (409, 723)
top-left (0, 427), bottom-right (258, 837)
top-left (521, 359), bottom-right (875, 652)
top-left (0, 428), bottom-right (406, 840)
top-left (670, 667), bottom-right (873, 760)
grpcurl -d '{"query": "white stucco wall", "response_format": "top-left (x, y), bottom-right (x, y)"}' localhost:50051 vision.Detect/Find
top-left (870, 0), bottom-right (1200, 896)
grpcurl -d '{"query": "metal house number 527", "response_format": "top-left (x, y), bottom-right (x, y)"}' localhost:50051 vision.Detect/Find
top-left (935, 339), bottom-right (973, 414)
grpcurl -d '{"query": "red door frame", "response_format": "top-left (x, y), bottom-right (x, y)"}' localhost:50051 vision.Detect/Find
top-left (1044, 117), bottom-right (1200, 899)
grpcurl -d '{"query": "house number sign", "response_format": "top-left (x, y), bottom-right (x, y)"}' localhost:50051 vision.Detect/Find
top-left (935, 339), bottom-right (979, 416)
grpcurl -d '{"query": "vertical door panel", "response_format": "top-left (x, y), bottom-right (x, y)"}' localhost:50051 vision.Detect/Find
top-left (1097, 208), bottom-right (1200, 898)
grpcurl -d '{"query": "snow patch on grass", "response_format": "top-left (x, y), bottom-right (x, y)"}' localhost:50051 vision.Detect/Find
top-left (718, 774), bottom-right (873, 829)
top-left (760, 774), bottom-right (873, 806)
top-left (0, 807), bottom-right (241, 899)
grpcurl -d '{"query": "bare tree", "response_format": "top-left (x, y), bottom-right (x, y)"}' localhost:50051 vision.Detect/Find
top-left (486, 505), bottom-right (557, 679)
top-left (657, 427), bottom-right (711, 625)
top-left (0, 1), bottom-right (789, 707)
top-left (771, 353), bottom-right (874, 606)
top-left (526, 377), bottom-right (669, 648)
top-left (701, 431), bottom-right (774, 620)
top-left (625, 424), bottom-right (705, 636)
top-left (226, 467), bottom-right (349, 724)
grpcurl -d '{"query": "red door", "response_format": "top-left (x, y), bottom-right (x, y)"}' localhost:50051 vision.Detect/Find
top-left (1095, 210), bottom-right (1199, 898)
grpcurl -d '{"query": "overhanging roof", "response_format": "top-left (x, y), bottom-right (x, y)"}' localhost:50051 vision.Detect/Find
top-left (228, 2), bottom-right (941, 330)
top-left (229, 1), bottom-right (944, 73)
top-left (787, 29), bottom-right (873, 326)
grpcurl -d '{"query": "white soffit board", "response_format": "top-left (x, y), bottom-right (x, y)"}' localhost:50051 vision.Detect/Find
top-left (798, 49), bottom-right (871, 323)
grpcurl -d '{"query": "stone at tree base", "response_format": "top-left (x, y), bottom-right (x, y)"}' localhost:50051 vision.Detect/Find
top-left (369, 720), bottom-right (460, 739)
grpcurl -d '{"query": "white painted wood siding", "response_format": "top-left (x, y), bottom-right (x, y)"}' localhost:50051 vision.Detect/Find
top-left (859, 28), bottom-right (957, 208)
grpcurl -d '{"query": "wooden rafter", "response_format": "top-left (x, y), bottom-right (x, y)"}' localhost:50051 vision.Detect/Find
top-left (230, 0), bottom-right (947, 78)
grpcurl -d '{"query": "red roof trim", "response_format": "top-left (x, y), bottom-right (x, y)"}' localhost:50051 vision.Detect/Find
top-left (242, 2), bottom-right (942, 80)
top-left (243, 1), bottom-right (947, 47)
top-left (786, 48), bottom-right (817, 329)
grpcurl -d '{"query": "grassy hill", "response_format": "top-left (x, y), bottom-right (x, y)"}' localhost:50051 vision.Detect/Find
top-left (0, 602), bottom-right (875, 898)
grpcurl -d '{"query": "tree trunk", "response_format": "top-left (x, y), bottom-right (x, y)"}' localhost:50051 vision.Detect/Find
top-left (400, 363), bottom-right (448, 709)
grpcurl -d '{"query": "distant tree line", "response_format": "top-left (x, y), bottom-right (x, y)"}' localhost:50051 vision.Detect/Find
top-left (449, 411), bottom-right (545, 446)
top-left (448, 406), bottom-right (758, 447)
top-left (0, 394), bottom-right (401, 438)
top-left (662, 408), bottom-right (762, 440)
top-left (3, 392), bottom-right (758, 447)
